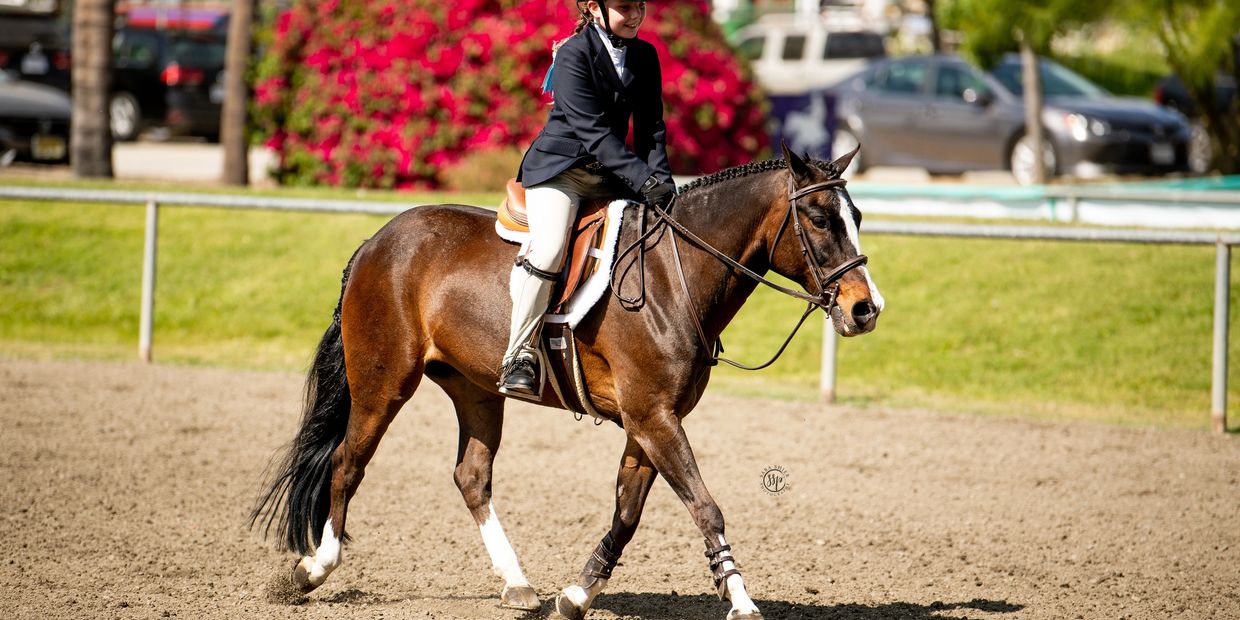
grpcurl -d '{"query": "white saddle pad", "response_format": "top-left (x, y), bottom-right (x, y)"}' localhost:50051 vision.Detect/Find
top-left (495, 200), bottom-right (633, 328)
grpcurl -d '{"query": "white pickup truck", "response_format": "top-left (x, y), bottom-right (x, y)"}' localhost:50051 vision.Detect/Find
top-left (731, 20), bottom-right (886, 95)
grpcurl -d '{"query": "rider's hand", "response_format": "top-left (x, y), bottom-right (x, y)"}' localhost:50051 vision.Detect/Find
top-left (640, 176), bottom-right (676, 210)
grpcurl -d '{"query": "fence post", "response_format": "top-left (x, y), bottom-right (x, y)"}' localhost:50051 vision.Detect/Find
top-left (139, 200), bottom-right (158, 363)
top-left (821, 324), bottom-right (838, 403)
top-left (1212, 241), bottom-right (1230, 433)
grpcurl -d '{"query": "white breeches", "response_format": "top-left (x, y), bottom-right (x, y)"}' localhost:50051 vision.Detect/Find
top-left (503, 168), bottom-right (613, 364)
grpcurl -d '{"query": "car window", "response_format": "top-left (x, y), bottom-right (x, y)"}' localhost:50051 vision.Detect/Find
top-left (736, 35), bottom-right (764, 62)
top-left (935, 64), bottom-right (988, 100)
top-left (873, 59), bottom-right (926, 95)
top-left (169, 35), bottom-right (225, 67)
top-left (991, 59), bottom-right (1107, 98)
top-left (114, 30), bottom-right (160, 69)
top-left (781, 35), bottom-right (806, 61)
top-left (824, 33), bottom-right (885, 60)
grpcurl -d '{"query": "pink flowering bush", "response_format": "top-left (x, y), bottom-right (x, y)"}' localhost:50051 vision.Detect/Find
top-left (254, 0), bottom-right (769, 189)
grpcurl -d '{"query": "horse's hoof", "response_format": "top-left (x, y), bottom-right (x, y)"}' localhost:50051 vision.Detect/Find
top-left (727, 613), bottom-right (764, 620)
top-left (550, 592), bottom-right (586, 620)
top-left (727, 612), bottom-right (765, 620)
top-left (263, 559), bottom-right (311, 605)
top-left (500, 584), bottom-right (541, 611)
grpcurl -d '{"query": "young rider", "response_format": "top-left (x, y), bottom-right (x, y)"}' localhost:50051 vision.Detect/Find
top-left (499, 0), bottom-right (676, 396)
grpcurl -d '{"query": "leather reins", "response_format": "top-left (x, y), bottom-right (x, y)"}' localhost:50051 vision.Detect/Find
top-left (610, 176), bottom-right (869, 370)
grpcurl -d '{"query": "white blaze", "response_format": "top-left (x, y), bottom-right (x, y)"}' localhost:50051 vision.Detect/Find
top-left (837, 190), bottom-right (885, 311)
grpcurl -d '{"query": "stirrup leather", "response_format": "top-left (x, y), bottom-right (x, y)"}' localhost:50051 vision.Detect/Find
top-left (516, 257), bottom-right (562, 282)
top-left (705, 540), bottom-right (742, 600)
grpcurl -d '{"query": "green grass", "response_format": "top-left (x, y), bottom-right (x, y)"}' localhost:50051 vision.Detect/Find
top-left (1, 187), bottom-right (1237, 430)
top-left (717, 235), bottom-right (1240, 430)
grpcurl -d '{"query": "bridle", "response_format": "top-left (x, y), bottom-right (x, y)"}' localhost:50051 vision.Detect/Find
top-left (611, 175), bottom-right (869, 370)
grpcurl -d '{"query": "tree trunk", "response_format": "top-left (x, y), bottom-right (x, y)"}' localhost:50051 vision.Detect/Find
top-left (1019, 34), bottom-right (1047, 184)
top-left (926, 0), bottom-right (942, 53)
top-left (221, 0), bottom-right (255, 185)
top-left (71, 0), bottom-right (115, 178)
top-left (1213, 35), bottom-right (1240, 174)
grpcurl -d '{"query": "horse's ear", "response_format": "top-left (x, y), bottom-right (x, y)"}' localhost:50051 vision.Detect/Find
top-left (831, 144), bottom-right (861, 175)
top-left (780, 141), bottom-right (813, 183)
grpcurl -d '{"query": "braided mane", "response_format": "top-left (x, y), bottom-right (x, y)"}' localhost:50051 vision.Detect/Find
top-left (679, 157), bottom-right (840, 194)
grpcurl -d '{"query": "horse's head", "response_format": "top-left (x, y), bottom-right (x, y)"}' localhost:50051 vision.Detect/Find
top-left (769, 144), bottom-right (884, 336)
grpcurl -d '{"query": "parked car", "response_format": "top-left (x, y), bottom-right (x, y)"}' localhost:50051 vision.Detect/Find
top-left (0, 70), bottom-right (69, 165)
top-left (1153, 73), bottom-right (1238, 119)
top-left (1152, 72), bottom-right (1236, 174)
top-left (828, 54), bottom-right (1194, 184)
top-left (109, 7), bottom-right (229, 141)
top-left (731, 17), bottom-right (886, 95)
top-left (0, 1), bottom-right (70, 92)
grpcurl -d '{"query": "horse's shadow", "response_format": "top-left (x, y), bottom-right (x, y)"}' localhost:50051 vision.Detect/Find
top-left (316, 588), bottom-right (1023, 619)
top-left (591, 592), bottom-right (1024, 620)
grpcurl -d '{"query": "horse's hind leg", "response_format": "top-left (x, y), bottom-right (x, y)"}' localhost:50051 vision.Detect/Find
top-left (555, 436), bottom-right (658, 620)
top-left (434, 369), bottom-right (540, 611)
top-left (293, 360), bottom-right (422, 593)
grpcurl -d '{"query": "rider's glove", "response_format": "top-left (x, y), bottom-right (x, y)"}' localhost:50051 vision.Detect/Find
top-left (640, 175), bottom-right (676, 211)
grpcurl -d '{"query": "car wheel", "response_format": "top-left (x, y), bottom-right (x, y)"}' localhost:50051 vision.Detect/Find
top-left (831, 127), bottom-right (864, 177)
top-left (110, 92), bottom-right (141, 142)
top-left (1009, 134), bottom-right (1057, 186)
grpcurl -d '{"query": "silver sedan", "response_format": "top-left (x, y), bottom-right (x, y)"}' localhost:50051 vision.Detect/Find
top-left (827, 54), bottom-right (1193, 184)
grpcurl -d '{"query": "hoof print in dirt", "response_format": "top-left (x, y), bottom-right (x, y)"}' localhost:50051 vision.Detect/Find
top-left (264, 559), bottom-right (311, 605)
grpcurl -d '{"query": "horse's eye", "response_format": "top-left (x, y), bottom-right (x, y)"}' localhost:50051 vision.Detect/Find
top-left (810, 216), bottom-right (827, 229)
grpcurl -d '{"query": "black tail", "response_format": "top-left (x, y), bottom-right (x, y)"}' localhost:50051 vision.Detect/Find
top-left (250, 250), bottom-right (360, 555)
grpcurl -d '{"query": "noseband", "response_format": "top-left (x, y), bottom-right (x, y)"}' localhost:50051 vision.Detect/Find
top-left (774, 177), bottom-right (869, 310)
top-left (611, 176), bottom-right (869, 370)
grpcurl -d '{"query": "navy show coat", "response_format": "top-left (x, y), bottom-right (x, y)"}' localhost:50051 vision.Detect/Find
top-left (517, 27), bottom-right (674, 195)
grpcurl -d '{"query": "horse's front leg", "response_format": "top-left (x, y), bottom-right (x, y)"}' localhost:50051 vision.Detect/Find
top-left (555, 436), bottom-right (659, 619)
top-left (631, 411), bottom-right (763, 620)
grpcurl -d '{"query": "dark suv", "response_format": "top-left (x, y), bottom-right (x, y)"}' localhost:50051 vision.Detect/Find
top-left (110, 7), bottom-right (228, 141)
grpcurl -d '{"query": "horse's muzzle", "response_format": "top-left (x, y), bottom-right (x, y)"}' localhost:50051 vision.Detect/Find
top-left (830, 275), bottom-right (881, 336)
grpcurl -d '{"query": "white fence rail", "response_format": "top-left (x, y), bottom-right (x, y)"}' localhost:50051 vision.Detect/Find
top-left (1, 185), bottom-right (1234, 433)
top-left (849, 182), bottom-right (1240, 229)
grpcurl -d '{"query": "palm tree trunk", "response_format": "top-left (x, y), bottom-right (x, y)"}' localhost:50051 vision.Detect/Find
top-left (71, 0), bottom-right (115, 178)
top-left (1018, 33), bottom-right (1046, 184)
top-left (221, 0), bottom-right (255, 185)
